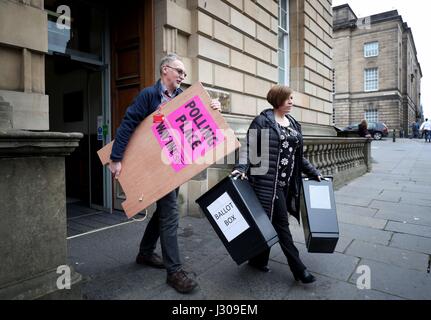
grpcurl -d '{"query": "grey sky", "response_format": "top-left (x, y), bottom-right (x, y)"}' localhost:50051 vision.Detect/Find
top-left (332, 0), bottom-right (430, 120)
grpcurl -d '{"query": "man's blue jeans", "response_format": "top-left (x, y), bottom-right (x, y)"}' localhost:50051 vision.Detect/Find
top-left (424, 130), bottom-right (430, 142)
top-left (139, 187), bottom-right (182, 274)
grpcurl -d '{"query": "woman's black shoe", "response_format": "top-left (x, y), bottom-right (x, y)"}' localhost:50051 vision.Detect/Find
top-left (293, 269), bottom-right (316, 284)
top-left (248, 262), bottom-right (271, 273)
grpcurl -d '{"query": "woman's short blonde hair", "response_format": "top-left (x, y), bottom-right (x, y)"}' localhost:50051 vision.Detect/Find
top-left (266, 85), bottom-right (293, 109)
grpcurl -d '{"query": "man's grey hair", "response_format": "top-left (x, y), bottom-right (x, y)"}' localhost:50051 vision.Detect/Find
top-left (159, 53), bottom-right (182, 75)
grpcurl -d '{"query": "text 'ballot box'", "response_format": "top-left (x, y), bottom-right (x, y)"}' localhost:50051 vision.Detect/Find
top-left (300, 177), bottom-right (339, 253)
top-left (196, 176), bottom-right (278, 265)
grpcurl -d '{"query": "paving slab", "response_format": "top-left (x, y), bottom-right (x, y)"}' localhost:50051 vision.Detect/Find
top-left (338, 223), bottom-right (393, 246)
top-left (389, 233), bottom-right (431, 255)
top-left (375, 210), bottom-right (431, 227)
top-left (335, 204), bottom-right (379, 218)
top-left (385, 221), bottom-right (431, 239)
top-left (271, 243), bottom-right (360, 282)
top-left (369, 200), bottom-right (431, 217)
top-left (337, 212), bottom-right (388, 230)
top-left (285, 271), bottom-right (402, 300)
top-left (348, 259), bottom-right (431, 300)
top-left (345, 240), bottom-right (429, 272)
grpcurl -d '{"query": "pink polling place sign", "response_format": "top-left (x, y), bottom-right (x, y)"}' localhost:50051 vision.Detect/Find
top-left (151, 95), bottom-right (225, 172)
top-left (97, 82), bottom-right (240, 218)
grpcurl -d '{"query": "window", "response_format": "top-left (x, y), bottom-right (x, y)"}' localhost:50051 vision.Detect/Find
top-left (364, 42), bottom-right (379, 57)
top-left (364, 68), bottom-right (378, 91)
top-left (278, 0), bottom-right (289, 85)
top-left (47, 10), bottom-right (71, 54)
top-left (365, 110), bottom-right (379, 123)
top-left (45, 1), bottom-right (105, 64)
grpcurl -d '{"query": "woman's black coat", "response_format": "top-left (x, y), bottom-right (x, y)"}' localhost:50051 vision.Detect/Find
top-left (234, 109), bottom-right (321, 222)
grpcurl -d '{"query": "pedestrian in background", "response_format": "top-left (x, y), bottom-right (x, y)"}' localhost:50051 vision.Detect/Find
top-left (358, 119), bottom-right (372, 139)
top-left (420, 119), bottom-right (431, 143)
top-left (410, 122), bottom-right (415, 139)
top-left (412, 121), bottom-right (420, 139)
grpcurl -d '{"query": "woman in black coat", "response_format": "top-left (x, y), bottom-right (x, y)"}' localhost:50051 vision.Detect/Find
top-left (232, 85), bottom-right (322, 284)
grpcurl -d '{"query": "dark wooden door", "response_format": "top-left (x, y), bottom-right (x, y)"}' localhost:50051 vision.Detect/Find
top-left (110, 0), bottom-right (154, 210)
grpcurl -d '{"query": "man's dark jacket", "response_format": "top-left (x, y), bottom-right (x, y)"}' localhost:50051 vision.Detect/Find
top-left (110, 80), bottom-right (183, 162)
top-left (233, 109), bottom-right (320, 222)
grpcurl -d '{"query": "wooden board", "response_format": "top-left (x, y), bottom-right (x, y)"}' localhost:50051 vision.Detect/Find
top-left (98, 82), bottom-right (241, 218)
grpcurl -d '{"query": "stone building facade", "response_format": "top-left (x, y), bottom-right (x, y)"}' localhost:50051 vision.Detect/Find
top-left (332, 4), bottom-right (422, 135)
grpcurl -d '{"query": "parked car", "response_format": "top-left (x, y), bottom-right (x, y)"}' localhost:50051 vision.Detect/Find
top-left (342, 122), bottom-right (389, 140)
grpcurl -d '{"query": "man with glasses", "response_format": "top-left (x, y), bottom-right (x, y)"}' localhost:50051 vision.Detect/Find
top-left (109, 53), bottom-right (221, 294)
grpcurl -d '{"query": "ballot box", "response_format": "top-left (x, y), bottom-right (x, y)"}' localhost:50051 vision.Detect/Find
top-left (300, 177), bottom-right (339, 253)
top-left (196, 176), bottom-right (279, 265)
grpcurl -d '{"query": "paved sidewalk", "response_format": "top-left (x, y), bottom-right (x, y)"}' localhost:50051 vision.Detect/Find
top-left (68, 138), bottom-right (431, 300)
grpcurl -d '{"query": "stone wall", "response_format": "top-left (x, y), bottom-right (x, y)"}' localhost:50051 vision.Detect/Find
top-left (0, 0), bottom-right (49, 131)
top-left (0, 131), bottom-right (83, 300)
top-left (294, 0), bottom-right (334, 127)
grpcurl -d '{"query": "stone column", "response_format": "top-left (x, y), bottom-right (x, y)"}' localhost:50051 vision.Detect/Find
top-left (0, 130), bottom-right (83, 300)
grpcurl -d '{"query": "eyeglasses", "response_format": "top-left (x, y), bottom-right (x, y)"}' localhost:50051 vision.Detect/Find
top-left (165, 65), bottom-right (187, 78)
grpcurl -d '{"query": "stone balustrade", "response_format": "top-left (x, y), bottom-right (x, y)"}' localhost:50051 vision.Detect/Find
top-left (303, 137), bottom-right (372, 189)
